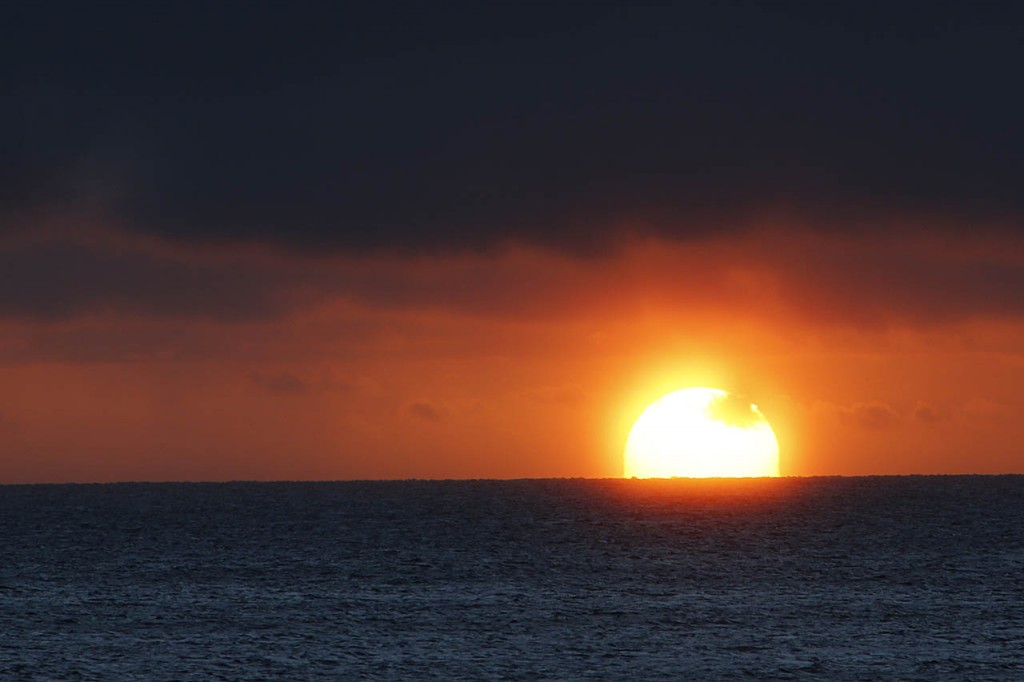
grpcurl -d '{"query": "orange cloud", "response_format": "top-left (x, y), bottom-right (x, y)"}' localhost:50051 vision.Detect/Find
top-left (0, 221), bottom-right (1023, 482)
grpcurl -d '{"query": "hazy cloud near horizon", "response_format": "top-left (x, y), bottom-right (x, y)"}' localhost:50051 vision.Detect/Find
top-left (0, 225), bottom-right (1021, 337)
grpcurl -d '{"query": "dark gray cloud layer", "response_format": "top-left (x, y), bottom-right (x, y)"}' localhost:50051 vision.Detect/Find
top-left (4, 2), bottom-right (1024, 252)
top-left (0, 241), bottom-right (296, 321)
top-left (0, 227), bottom-right (1021, 326)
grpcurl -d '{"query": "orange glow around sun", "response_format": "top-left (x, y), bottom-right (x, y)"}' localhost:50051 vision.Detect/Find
top-left (624, 387), bottom-right (780, 478)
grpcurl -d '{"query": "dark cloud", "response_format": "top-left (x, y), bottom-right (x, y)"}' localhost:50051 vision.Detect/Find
top-left (0, 224), bottom-right (1022, 329)
top-left (408, 402), bottom-right (443, 423)
top-left (251, 372), bottom-right (307, 396)
top-left (3, 2), bottom-right (1024, 253)
top-left (0, 230), bottom-right (572, 322)
top-left (913, 402), bottom-right (948, 425)
top-left (249, 370), bottom-right (355, 396)
top-left (843, 401), bottom-right (901, 430)
top-left (775, 235), bottom-right (1024, 325)
top-left (0, 238), bottom-right (299, 321)
top-left (707, 393), bottom-right (763, 428)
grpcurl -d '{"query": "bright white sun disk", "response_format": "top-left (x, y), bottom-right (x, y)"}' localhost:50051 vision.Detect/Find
top-left (624, 387), bottom-right (779, 478)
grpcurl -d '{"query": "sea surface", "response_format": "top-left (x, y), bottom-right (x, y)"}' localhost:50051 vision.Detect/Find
top-left (1, 476), bottom-right (1023, 680)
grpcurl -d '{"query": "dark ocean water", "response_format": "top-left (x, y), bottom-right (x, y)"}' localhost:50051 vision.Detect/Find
top-left (1, 476), bottom-right (1023, 680)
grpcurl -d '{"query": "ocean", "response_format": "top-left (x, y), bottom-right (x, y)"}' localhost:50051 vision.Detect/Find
top-left (1, 476), bottom-right (1022, 679)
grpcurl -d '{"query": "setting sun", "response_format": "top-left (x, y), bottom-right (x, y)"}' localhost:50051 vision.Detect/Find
top-left (624, 387), bottom-right (780, 478)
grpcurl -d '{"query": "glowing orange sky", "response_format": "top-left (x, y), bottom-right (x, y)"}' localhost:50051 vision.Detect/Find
top-left (1, 219), bottom-right (1022, 482)
top-left (6, 2), bottom-right (1024, 482)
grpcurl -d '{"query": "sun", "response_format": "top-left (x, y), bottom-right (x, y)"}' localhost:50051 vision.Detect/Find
top-left (624, 387), bottom-right (779, 478)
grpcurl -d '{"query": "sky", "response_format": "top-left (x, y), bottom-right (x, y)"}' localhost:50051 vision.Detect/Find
top-left (3, 1), bottom-right (1023, 482)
